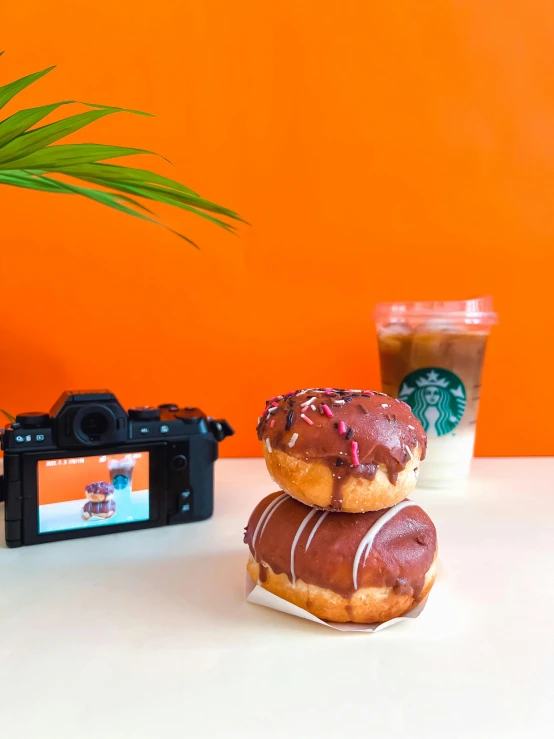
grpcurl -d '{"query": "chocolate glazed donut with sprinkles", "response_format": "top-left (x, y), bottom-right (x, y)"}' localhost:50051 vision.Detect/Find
top-left (256, 388), bottom-right (427, 513)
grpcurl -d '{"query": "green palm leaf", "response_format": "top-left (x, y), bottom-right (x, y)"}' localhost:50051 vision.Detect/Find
top-left (58, 163), bottom-right (245, 221)
top-left (0, 170), bottom-right (67, 192)
top-left (76, 176), bottom-right (238, 231)
top-left (0, 170), bottom-right (198, 246)
top-left (0, 65), bottom-right (55, 111)
top-left (0, 143), bottom-right (156, 170)
top-left (0, 104), bottom-right (156, 165)
top-left (0, 101), bottom-right (74, 149)
top-left (0, 55), bottom-right (243, 243)
top-left (61, 161), bottom-right (200, 196)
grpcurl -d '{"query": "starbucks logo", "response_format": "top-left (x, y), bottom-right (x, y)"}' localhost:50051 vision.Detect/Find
top-left (398, 368), bottom-right (466, 436)
top-left (112, 474), bottom-right (130, 490)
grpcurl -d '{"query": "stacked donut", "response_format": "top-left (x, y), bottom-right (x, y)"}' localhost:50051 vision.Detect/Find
top-left (82, 481), bottom-right (116, 521)
top-left (244, 388), bottom-right (438, 623)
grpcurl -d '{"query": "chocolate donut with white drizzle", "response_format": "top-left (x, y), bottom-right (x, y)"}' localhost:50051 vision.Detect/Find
top-left (82, 499), bottom-right (116, 520)
top-left (245, 492), bottom-right (437, 623)
top-left (257, 388), bottom-right (427, 512)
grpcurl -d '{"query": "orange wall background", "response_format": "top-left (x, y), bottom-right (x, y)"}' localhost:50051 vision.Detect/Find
top-left (0, 1), bottom-right (552, 457)
top-left (38, 453), bottom-right (149, 505)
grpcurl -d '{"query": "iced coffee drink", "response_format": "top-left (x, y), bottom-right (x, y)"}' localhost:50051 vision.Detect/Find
top-left (108, 456), bottom-right (136, 521)
top-left (374, 298), bottom-right (497, 487)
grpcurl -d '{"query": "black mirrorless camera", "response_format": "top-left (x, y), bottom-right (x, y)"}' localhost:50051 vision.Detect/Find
top-left (0, 390), bottom-right (233, 548)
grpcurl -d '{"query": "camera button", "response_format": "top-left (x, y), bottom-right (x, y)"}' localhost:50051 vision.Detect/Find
top-left (180, 503), bottom-right (191, 513)
top-left (139, 427), bottom-right (149, 435)
top-left (15, 435), bottom-right (25, 443)
top-left (36, 434), bottom-right (45, 442)
top-left (160, 425), bottom-right (170, 434)
top-left (172, 455), bottom-right (188, 471)
top-left (129, 407), bottom-right (160, 421)
top-left (159, 403), bottom-right (178, 411)
top-left (16, 412), bottom-right (49, 428)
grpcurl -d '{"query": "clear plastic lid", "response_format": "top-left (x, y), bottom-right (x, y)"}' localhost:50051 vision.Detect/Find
top-left (373, 296), bottom-right (498, 326)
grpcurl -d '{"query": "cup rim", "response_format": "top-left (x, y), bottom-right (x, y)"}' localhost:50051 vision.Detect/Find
top-left (373, 296), bottom-right (498, 325)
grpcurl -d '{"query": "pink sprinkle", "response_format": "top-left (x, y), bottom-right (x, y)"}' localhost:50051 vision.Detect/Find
top-left (324, 388), bottom-right (335, 395)
top-left (362, 390), bottom-right (374, 396)
top-left (339, 420), bottom-right (347, 435)
top-left (351, 441), bottom-right (360, 466)
top-left (270, 401), bottom-right (279, 407)
top-left (322, 404), bottom-right (333, 418)
top-left (266, 396), bottom-right (279, 403)
top-left (269, 419), bottom-right (276, 428)
top-left (301, 413), bottom-right (314, 426)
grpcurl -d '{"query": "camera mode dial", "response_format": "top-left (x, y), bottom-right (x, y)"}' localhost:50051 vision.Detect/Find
top-left (128, 406), bottom-right (161, 421)
top-left (15, 412), bottom-right (49, 428)
top-left (158, 403), bottom-right (179, 411)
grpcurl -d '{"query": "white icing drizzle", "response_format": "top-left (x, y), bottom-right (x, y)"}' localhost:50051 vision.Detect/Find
top-left (251, 493), bottom-right (288, 557)
top-left (305, 511), bottom-right (329, 551)
top-left (290, 508), bottom-right (319, 586)
top-left (288, 432), bottom-right (299, 448)
top-left (352, 500), bottom-right (417, 590)
top-left (258, 495), bottom-right (288, 544)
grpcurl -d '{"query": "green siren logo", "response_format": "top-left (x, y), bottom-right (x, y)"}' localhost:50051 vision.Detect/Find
top-left (398, 368), bottom-right (466, 436)
top-left (112, 474), bottom-right (130, 490)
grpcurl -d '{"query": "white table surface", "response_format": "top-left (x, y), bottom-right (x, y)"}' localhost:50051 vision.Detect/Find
top-left (1, 457), bottom-right (553, 739)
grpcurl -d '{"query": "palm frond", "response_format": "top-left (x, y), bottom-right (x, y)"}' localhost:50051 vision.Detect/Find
top-left (0, 65), bottom-right (56, 111)
top-left (0, 169), bottom-right (198, 247)
top-left (0, 408), bottom-right (15, 423)
top-left (0, 55), bottom-right (243, 243)
top-left (0, 101), bottom-right (74, 149)
top-left (0, 143), bottom-right (157, 170)
top-left (0, 104), bottom-right (157, 165)
top-left (60, 161), bottom-right (200, 196)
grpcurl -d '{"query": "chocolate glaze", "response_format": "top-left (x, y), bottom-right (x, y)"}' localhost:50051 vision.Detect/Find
top-left (83, 500), bottom-right (116, 517)
top-left (245, 492), bottom-right (436, 599)
top-left (257, 389), bottom-right (427, 508)
top-left (85, 481), bottom-right (114, 500)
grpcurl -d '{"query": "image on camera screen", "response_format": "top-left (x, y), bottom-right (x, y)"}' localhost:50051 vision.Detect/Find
top-left (37, 452), bottom-right (150, 534)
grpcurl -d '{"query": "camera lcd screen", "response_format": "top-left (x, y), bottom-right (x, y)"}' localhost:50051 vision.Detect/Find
top-left (37, 452), bottom-right (150, 534)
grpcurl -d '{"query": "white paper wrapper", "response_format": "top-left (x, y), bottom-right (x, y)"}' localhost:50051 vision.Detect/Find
top-left (246, 573), bottom-right (429, 632)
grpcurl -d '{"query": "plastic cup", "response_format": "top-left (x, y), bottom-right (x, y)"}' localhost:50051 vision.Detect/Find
top-left (108, 457), bottom-right (136, 521)
top-left (373, 297), bottom-right (498, 488)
